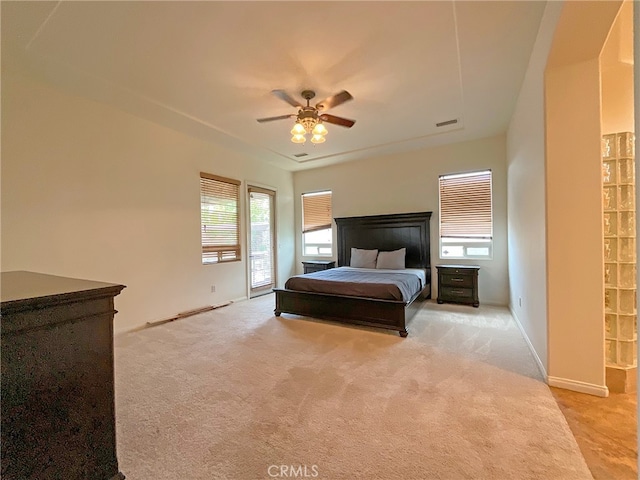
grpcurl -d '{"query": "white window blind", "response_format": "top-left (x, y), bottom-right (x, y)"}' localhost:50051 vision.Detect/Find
top-left (302, 191), bottom-right (332, 256)
top-left (302, 191), bottom-right (332, 233)
top-left (200, 172), bottom-right (241, 264)
top-left (439, 170), bottom-right (493, 239)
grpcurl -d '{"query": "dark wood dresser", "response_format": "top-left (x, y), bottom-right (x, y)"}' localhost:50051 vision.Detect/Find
top-left (1, 271), bottom-right (126, 480)
top-left (302, 260), bottom-right (336, 274)
top-left (436, 265), bottom-right (480, 307)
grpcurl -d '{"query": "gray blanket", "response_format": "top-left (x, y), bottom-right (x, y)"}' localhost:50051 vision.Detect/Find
top-left (284, 268), bottom-right (422, 303)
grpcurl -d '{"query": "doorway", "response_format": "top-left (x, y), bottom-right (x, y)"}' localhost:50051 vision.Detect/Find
top-left (248, 185), bottom-right (276, 297)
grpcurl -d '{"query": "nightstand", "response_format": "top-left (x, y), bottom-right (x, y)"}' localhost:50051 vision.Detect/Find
top-left (436, 265), bottom-right (480, 307)
top-left (302, 260), bottom-right (336, 274)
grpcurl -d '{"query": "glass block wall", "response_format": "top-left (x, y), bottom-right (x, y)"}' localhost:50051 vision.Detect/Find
top-left (603, 132), bottom-right (637, 368)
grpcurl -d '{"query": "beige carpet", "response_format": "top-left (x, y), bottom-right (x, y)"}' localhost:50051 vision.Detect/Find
top-left (114, 294), bottom-right (592, 480)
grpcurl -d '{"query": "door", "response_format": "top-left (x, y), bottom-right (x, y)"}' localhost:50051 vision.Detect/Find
top-left (248, 186), bottom-right (276, 297)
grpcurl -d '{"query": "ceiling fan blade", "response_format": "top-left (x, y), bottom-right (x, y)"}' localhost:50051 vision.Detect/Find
top-left (256, 114), bottom-right (296, 123)
top-left (320, 114), bottom-right (355, 128)
top-left (316, 90), bottom-right (353, 111)
top-left (271, 89), bottom-right (302, 108)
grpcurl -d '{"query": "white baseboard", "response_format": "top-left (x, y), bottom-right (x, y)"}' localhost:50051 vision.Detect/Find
top-left (508, 306), bottom-right (610, 398)
top-left (509, 305), bottom-right (548, 379)
top-left (547, 376), bottom-right (609, 397)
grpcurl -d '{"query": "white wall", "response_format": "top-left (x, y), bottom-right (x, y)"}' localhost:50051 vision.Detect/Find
top-left (1, 70), bottom-right (295, 333)
top-left (546, 58), bottom-right (606, 392)
top-left (543, 0), bottom-right (623, 396)
top-left (293, 135), bottom-right (509, 306)
top-left (601, 1), bottom-right (634, 135)
top-left (506, 1), bottom-right (563, 376)
top-left (602, 62), bottom-right (634, 134)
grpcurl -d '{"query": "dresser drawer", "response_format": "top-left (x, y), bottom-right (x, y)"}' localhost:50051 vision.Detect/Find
top-left (440, 274), bottom-right (474, 288)
top-left (440, 286), bottom-right (475, 300)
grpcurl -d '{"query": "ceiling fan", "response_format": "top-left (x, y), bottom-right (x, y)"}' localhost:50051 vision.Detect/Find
top-left (257, 89), bottom-right (355, 143)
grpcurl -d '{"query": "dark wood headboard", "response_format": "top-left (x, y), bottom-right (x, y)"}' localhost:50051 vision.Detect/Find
top-left (335, 212), bottom-right (432, 270)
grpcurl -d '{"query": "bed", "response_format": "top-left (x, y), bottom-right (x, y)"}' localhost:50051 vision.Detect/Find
top-left (274, 211), bottom-right (432, 336)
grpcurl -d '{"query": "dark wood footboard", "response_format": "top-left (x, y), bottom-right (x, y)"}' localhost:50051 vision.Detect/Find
top-left (274, 286), bottom-right (428, 337)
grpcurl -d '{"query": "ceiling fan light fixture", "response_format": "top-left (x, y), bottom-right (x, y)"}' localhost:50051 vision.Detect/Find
top-left (299, 116), bottom-right (318, 133)
top-left (291, 133), bottom-right (306, 144)
top-left (312, 122), bottom-right (328, 136)
top-left (291, 122), bottom-right (306, 135)
top-left (260, 89), bottom-right (354, 146)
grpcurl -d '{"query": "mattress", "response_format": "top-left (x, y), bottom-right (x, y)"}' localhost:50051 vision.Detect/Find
top-left (284, 266), bottom-right (426, 303)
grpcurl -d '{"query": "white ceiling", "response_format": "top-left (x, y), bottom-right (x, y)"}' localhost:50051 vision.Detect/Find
top-left (2, 1), bottom-right (547, 171)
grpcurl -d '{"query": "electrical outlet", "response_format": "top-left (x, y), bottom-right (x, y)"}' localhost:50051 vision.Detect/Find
top-left (211, 285), bottom-right (216, 293)
top-left (518, 297), bottom-right (522, 307)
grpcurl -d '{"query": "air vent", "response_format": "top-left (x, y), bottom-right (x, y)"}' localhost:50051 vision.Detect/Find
top-left (293, 153), bottom-right (308, 158)
top-left (436, 119), bottom-right (458, 127)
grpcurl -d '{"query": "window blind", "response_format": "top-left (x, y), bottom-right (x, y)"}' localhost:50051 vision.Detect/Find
top-left (439, 170), bottom-right (492, 238)
top-left (302, 191), bottom-right (332, 233)
top-left (200, 172), bottom-right (241, 263)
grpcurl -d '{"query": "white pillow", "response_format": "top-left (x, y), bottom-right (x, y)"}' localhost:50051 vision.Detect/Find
top-left (376, 248), bottom-right (406, 269)
top-left (350, 248), bottom-right (378, 269)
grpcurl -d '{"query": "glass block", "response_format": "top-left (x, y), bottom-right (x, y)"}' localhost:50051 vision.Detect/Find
top-left (619, 289), bottom-right (636, 314)
top-left (606, 339), bottom-right (618, 365)
top-left (603, 212), bottom-right (617, 237)
top-left (619, 264), bottom-right (636, 288)
top-left (617, 132), bottom-right (635, 159)
top-left (605, 288), bottom-right (618, 313)
top-left (619, 185), bottom-right (635, 210)
top-left (619, 340), bottom-right (636, 367)
top-left (602, 134), bottom-right (617, 159)
top-left (618, 314), bottom-right (636, 340)
top-left (604, 238), bottom-right (618, 262)
top-left (602, 160), bottom-right (617, 184)
top-left (619, 211), bottom-right (635, 236)
top-left (605, 313), bottom-right (618, 339)
top-left (619, 238), bottom-right (635, 262)
top-left (604, 263), bottom-right (617, 286)
top-left (603, 187), bottom-right (617, 211)
top-left (619, 158), bottom-right (635, 184)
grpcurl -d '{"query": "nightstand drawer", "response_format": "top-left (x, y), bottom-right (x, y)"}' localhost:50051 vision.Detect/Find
top-left (440, 286), bottom-right (474, 300)
top-left (305, 265), bottom-right (327, 274)
top-left (440, 274), bottom-right (474, 288)
top-left (443, 267), bottom-right (477, 275)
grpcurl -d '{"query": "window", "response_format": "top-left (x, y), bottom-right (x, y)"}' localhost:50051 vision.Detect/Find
top-left (302, 190), bottom-right (332, 256)
top-left (200, 172), bottom-right (241, 264)
top-left (439, 170), bottom-right (492, 259)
